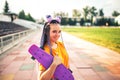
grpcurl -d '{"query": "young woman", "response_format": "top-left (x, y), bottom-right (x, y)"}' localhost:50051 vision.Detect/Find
top-left (39, 15), bottom-right (70, 80)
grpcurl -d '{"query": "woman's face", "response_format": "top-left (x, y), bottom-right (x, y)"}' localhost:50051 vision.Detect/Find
top-left (49, 23), bottom-right (61, 43)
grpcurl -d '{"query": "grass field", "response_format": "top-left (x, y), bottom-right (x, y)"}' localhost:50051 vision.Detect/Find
top-left (62, 26), bottom-right (120, 53)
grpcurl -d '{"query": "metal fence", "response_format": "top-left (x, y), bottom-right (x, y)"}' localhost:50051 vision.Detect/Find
top-left (0, 30), bottom-right (34, 54)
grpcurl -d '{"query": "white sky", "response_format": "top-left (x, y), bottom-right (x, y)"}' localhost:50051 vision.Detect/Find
top-left (0, 0), bottom-right (120, 19)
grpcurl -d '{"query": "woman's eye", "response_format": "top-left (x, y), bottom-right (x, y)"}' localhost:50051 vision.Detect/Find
top-left (52, 30), bottom-right (61, 33)
top-left (59, 30), bottom-right (61, 33)
top-left (53, 30), bottom-right (57, 33)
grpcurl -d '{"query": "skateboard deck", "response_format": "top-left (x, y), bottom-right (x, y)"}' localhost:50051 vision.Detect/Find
top-left (28, 44), bottom-right (74, 80)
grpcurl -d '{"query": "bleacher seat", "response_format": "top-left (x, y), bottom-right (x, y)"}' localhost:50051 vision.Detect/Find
top-left (0, 21), bottom-right (29, 36)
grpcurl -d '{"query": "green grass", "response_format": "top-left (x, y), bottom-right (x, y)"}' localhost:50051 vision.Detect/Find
top-left (62, 27), bottom-right (120, 53)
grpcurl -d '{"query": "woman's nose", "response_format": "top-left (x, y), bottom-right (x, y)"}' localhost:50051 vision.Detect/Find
top-left (56, 32), bottom-right (60, 36)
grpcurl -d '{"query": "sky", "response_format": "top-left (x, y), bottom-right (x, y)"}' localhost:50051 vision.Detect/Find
top-left (0, 0), bottom-right (120, 19)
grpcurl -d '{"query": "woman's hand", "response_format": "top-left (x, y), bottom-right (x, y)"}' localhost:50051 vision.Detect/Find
top-left (40, 55), bottom-right (62, 80)
top-left (52, 55), bottom-right (62, 66)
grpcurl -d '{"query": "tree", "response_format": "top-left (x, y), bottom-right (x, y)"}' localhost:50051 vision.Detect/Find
top-left (18, 10), bottom-right (26, 19)
top-left (72, 9), bottom-right (81, 18)
top-left (53, 11), bottom-right (69, 25)
top-left (18, 10), bottom-right (35, 22)
top-left (112, 11), bottom-right (120, 17)
top-left (68, 18), bottom-right (76, 25)
top-left (3, 0), bottom-right (10, 13)
top-left (99, 9), bottom-right (104, 17)
top-left (61, 17), bottom-right (68, 25)
top-left (80, 18), bottom-right (85, 26)
top-left (53, 11), bottom-right (68, 18)
top-left (89, 6), bottom-right (97, 25)
top-left (26, 13), bottom-right (35, 22)
top-left (83, 6), bottom-right (90, 21)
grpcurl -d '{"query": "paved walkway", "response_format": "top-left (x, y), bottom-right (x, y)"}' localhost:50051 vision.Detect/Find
top-left (0, 31), bottom-right (41, 80)
top-left (62, 32), bottom-right (120, 80)
top-left (0, 30), bottom-right (120, 80)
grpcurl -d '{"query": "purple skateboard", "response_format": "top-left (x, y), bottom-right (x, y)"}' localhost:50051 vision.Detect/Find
top-left (28, 44), bottom-right (74, 80)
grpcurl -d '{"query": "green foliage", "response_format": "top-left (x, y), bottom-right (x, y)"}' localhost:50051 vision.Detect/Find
top-left (61, 18), bottom-right (68, 25)
top-left (112, 11), bottom-right (120, 17)
top-left (18, 10), bottom-right (26, 19)
top-left (18, 10), bottom-right (35, 22)
top-left (3, 0), bottom-right (9, 13)
top-left (53, 11), bottom-right (68, 17)
top-left (68, 18), bottom-right (76, 25)
top-left (94, 17), bottom-right (118, 26)
top-left (83, 6), bottom-right (90, 21)
top-left (26, 13), bottom-right (35, 22)
top-left (62, 27), bottom-right (120, 53)
top-left (99, 9), bottom-right (104, 17)
top-left (72, 9), bottom-right (81, 18)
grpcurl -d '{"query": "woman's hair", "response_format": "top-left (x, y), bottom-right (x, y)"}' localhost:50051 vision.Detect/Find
top-left (40, 20), bottom-right (60, 50)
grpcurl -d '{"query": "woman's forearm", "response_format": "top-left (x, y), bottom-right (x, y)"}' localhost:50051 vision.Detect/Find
top-left (39, 63), bottom-right (57, 80)
top-left (40, 56), bottom-right (62, 80)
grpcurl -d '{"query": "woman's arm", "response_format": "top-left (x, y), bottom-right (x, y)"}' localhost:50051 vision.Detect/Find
top-left (39, 56), bottom-right (62, 80)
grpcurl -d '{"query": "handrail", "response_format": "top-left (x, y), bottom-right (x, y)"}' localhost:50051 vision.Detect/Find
top-left (0, 30), bottom-right (34, 54)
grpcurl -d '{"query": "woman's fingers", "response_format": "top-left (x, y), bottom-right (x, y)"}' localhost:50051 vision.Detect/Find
top-left (53, 56), bottom-right (62, 66)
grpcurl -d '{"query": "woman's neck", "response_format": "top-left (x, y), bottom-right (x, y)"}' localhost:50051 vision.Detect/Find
top-left (51, 41), bottom-right (57, 49)
top-left (51, 42), bottom-right (56, 45)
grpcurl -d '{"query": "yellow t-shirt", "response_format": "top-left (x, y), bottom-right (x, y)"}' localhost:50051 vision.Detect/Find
top-left (39, 41), bottom-right (69, 71)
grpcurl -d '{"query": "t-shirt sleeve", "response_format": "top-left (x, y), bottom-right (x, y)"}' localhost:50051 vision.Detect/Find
top-left (39, 64), bottom-right (46, 71)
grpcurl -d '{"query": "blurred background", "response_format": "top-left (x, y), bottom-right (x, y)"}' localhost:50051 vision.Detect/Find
top-left (0, 0), bottom-right (120, 80)
top-left (0, 0), bottom-right (120, 26)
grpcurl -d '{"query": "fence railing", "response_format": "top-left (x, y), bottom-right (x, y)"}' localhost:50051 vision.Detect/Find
top-left (0, 30), bottom-right (34, 54)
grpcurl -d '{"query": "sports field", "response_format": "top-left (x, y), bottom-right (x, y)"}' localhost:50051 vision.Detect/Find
top-left (62, 26), bottom-right (120, 53)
